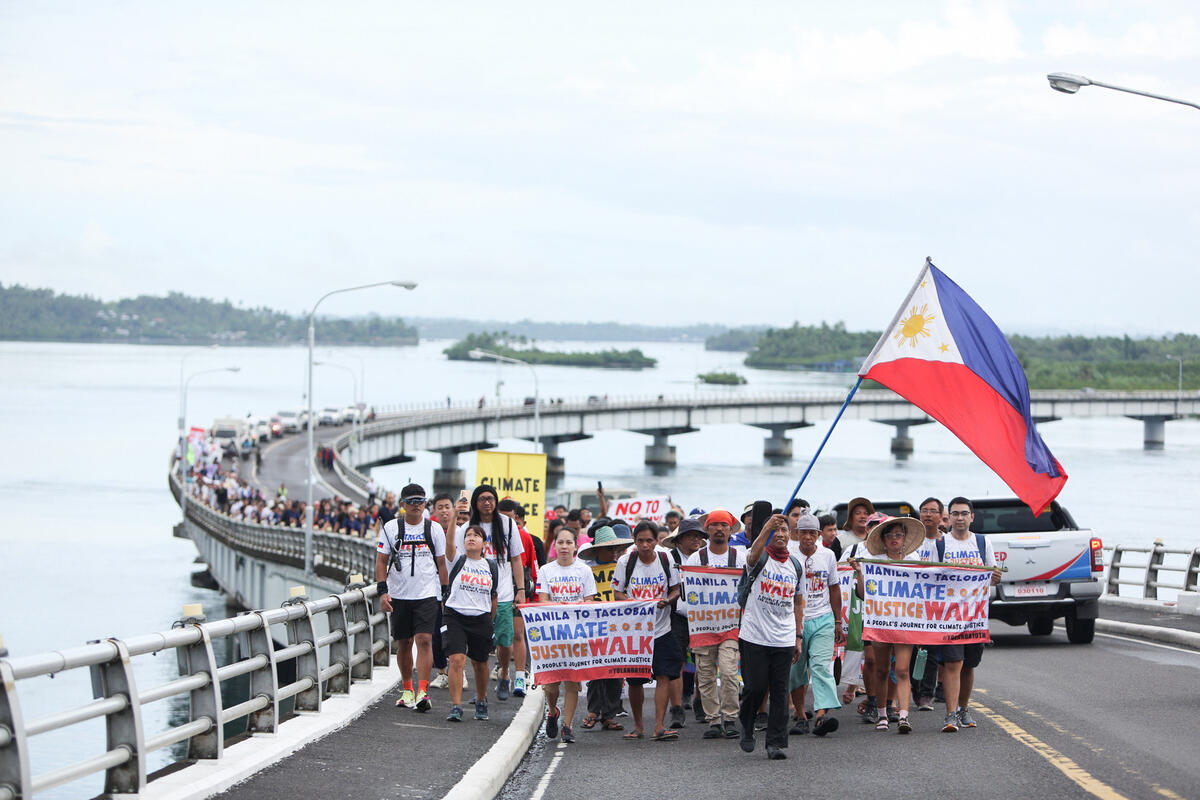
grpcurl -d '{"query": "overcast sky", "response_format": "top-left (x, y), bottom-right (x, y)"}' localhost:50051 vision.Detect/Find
top-left (2, 2), bottom-right (1198, 334)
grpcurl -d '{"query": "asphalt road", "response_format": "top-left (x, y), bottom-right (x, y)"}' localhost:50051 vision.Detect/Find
top-left (252, 425), bottom-right (362, 502)
top-left (500, 622), bottom-right (1200, 800)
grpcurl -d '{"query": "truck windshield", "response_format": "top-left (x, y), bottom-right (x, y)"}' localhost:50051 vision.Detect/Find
top-left (214, 428), bottom-right (238, 438)
top-left (969, 503), bottom-right (1067, 534)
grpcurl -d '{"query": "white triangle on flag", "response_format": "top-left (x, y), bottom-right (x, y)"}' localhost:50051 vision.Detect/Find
top-left (860, 264), bottom-right (964, 374)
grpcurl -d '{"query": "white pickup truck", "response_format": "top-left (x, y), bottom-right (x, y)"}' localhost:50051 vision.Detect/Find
top-left (971, 498), bottom-right (1103, 644)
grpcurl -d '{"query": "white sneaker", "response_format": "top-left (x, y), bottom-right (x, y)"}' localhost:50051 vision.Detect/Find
top-left (429, 672), bottom-right (449, 689)
top-left (490, 664), bottom-right (501, 680)
top-left (464, 668), bottom-right (471, 687)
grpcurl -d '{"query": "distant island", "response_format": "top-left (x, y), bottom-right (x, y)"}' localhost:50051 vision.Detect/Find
top-left (0, 284), bottom-right (418, 346)
top-left (445, 332), bottom-right (657, 370)
top-left (413, 317), bottom-right (722, 343)
top-left (698, 371), bottom-right (747, 385)
top-left (705, 328), bottom-right (764, 352)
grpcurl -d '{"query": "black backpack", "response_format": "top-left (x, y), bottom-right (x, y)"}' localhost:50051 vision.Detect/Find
top-left (444, 554), bottom-right (500, 602)
top-left (384, 518), bottom-right (434, 576)
top-left (699, 547), bottom-right (739, 568)
top-left (623, 551), bottom-right (673, 604)
top-left (737, 553), bottom-right (803, 609)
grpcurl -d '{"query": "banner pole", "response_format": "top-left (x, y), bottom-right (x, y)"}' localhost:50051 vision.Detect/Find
top-left (782, 376), bottom-right (864, 511)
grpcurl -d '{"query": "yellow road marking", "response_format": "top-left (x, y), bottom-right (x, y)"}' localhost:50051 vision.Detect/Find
top-left (972, 701), bottom-right (1129, 800)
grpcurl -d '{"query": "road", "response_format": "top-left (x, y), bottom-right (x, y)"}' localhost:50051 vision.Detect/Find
top-left (251, 425), bottom-right (363, 502)
top-left (500, 623), bottom-right (1200, 800)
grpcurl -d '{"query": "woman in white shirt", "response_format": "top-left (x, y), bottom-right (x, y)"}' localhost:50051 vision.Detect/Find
top-left (535, 527), bottom-right (598, 744)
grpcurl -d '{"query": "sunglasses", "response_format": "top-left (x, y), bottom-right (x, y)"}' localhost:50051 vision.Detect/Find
top-left (402, 497), bottom-right (426, 506)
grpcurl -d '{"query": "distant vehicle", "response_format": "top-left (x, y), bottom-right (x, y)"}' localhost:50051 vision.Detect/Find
top-left (341, 405), bottom-right (363, 424)
top-left (278, 411), bottom-right (301, 433)
top-left (211, 417), bottom-right (248, 458)
top-left (269, 415), bottom-right (283, 437)
top-left (319, 407), bottom-right (341, 426)
top-left (251, 417), bottom-right (270, 442)
top-left (297, 410), bottom-right (311, 430)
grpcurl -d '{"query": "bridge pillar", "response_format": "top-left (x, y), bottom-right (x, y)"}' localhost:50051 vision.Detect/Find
top-left (1130, 415), bottom-right (1177, 450)
top-left (537, 434), bottom-right (593, 478)
top-left (634, 427), bottom-right (697, 468)
top-left (873, 418), bottom-right (933, 462)
top-left (751, 422), bottom-right (812, 461)
top-left (433, 450), bottom-right (465, 495)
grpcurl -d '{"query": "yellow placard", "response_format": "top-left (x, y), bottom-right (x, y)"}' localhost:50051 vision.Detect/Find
top-left (474, 450), bottom-right (547, 548)
top-left (591, 563), bottom-right (616, 602)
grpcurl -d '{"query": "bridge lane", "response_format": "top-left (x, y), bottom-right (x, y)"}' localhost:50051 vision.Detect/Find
top-left (499, 623), bottom-right (1200, 800)
top-left (251, 425), bottom-right (365, 503)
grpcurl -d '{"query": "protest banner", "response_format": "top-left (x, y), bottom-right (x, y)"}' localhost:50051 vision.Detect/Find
top-left (475, 450), bottom-right (547, 541)
top-left (836, 563), bottom-right (858, 657)
top-left (606, 495), bottom-right (670, 526)
top-left (519, 600), bottom-right (658, 684)
top-left (859, 561), bottom-right (993, 645)
top-left (680, 565), bottom-right (741, 647)
top-left (591, 563), bottom-right (616, 602)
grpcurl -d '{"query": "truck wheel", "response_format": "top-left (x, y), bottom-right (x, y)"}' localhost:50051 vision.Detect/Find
top-left (1027, 618), bottom-right (1054, 636)
top-left (1065, 614), bottom-right (1095, 644)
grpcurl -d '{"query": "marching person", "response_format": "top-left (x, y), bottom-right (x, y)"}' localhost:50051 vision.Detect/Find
top-left (428, 492), bottom-right (457, 690)
top-left (442, 525), bottom-right (498, 721)
top-left (376, 483), bottom-right (448, 713)
top-left (738, 513), bottom-right (805, 760)
top-left (788, 513), bottom-right (844, 736)
top-left (577, 526), bottom-right (633, 732)
top-left (913, 497), bottom-right (946, 710)
top-left (536, 526), bottom-right (598, 743)
top-left (613, 521), bottom-right (682, 741)
top-left (663, 517), bottom-right (707, 728)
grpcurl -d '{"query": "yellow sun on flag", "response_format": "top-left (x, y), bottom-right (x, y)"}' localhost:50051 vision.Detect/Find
top-left (894, 304), bottom-right (936, 348)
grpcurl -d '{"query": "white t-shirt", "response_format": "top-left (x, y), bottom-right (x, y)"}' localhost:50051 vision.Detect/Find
top-left (454, 517), bottom-right (525, 603)
top-left (738, 555), bottom-right (803, 648)
top-left (445, 555), bottom-right (497, 616)
top-left (611, 551), bottom-right (679, 639)
top-left (798, 547), bottom-right (839, 620)
top-left (914, 537), bottom-right (942, 563)
top-left (941, 532), bottom-right (996, 568)
top-left (536, 559), bottom-right (598, 603)
top-left (686, 545), bottom-right (747, 570)
top-left (377, 518), bottom-right (447, 600)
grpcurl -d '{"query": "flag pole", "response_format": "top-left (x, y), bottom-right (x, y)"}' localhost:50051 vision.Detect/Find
top-left (782, 376), bottom-right (864, 511)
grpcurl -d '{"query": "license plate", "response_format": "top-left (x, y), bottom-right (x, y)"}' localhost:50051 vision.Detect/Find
top-left (1007, 582), bottom-right (1056, 599)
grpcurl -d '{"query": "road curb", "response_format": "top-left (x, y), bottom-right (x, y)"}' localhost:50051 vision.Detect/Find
top-left (440, 687), bottom-right (546, 800)
top-left (1095, 618), bottom-right (1200, 650)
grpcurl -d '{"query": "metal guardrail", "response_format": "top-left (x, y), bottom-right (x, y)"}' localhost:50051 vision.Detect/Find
top-left (0, 582), bottom-right (391, 799)
top-left (1106, 543), bottom-right (1200, 599)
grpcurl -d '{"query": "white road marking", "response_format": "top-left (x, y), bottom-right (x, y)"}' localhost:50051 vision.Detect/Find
top-left (528, 742), bottom-right (567, 800)
top-left (390, 721), bottom-right (446, 731)
top-left (1091, 630), bottom-right (1200, 656)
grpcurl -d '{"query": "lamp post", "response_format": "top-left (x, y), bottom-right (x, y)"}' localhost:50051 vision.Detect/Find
top-left (180, 366), bottom-right (241, 519)
top-left (1167, 354), bottom-right (1183, 411)
top-left (177, 345), bottom-right (218, 465)
top-left (1046, 72), bottom-right (1200, 111)
top-left (306, 280), bottom-right (417, 576)
top-left (315, 360), bottom-right (360, 464)
top-left (469, 348), bottom-right (540, 453)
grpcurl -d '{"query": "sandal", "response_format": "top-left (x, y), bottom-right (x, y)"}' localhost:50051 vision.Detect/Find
top-left (601, 719), bottom-right (624, 731)
top-left (581, 713), bottom-right (599, 730)
top-left (622, 730), bottom-right (644, 740)
top-left (651, 729), bottom-right (679, 741)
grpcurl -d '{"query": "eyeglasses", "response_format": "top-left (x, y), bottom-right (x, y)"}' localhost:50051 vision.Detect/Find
top-left (883, 530), bottom-right (906, 539)
top-left (402, 497), bottom-right (426, 506)
top-left (948, 510), bottom-right (971, 517)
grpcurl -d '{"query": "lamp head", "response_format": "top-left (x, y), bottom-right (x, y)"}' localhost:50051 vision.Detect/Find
top-left (227, 367), bottom-right (241, 373)
top-left (391, 281), bottom-right (418, 290)
top-left (1047, 72), bottom-right (1091, 94)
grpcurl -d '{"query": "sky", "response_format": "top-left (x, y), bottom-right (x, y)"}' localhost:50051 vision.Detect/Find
top-left (2, 1), bottom-right (1198, 334)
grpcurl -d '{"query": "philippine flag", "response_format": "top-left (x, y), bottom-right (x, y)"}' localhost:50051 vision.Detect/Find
top-left (858, 260), bottom-right (1067, 513)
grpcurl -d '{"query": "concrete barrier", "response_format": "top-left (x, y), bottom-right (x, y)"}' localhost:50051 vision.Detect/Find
top-left (1094, 619), bottom-right (1200, 650)
top-left (440, 687), bottom-right (546, 800)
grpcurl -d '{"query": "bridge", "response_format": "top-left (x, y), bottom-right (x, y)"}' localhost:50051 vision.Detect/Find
top-left (334, 390), bottom-right (1199, 496)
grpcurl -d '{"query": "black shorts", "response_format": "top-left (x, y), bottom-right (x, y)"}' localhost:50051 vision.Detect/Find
top-left (389, 597), bottom-right (439, 640)
top-left (629, 632), bottom-right (684, 685)
top-left (443, 608), bottom-right (494, 663)
top-left (938, 643), bottom-right (984, 669)
top-left (670, 612), bottom-right (690, 655)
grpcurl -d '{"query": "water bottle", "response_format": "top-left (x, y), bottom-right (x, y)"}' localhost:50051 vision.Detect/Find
top-left (912, 647), bottom-right (928, 681)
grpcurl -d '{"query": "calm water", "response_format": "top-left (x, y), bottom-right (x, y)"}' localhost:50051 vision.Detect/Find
top-left (2, 340), bottom-right (1198, 795)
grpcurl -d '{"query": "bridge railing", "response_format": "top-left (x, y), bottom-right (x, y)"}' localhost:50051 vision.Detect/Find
top-left (1105, 543), bottom-right (1200, 599)
top-left (0, 583), bottom-right (390, 800)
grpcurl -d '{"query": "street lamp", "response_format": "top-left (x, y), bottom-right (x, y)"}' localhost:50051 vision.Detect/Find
top-left (1167, 354), bottom-right (1183, 410)
top-left (1047, 72), bottom-right (1200, 111)
top-left (315, 360), bottom-right (360, 464)
top-left (180, 366), bottom-right (241, 519)
top-left (470, 348), bottom-right (541, 453)
top-left (178, 345), bottom-right (219, 459)
top-left (306, 280), bottom-right (416, 576)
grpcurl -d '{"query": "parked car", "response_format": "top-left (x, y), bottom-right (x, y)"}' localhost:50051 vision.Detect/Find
top-left (269, 415), bottom-right (283, 437)
top-left (319, 407), bottom-right (341, 426)
top-left (278, 410), bottom-right (300, 433)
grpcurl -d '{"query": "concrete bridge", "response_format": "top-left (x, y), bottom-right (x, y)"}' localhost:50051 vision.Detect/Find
top-left (335, 389), bottom-right (1199, 495)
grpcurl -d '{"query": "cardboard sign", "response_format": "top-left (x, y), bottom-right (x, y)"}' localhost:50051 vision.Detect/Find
top-left (475, 450), bottom-right (547, 544)
top-left (859, 561), bottom-right (993, 645)
top-left (681, 566), bottom-right (741, 647)
top-left (519, 600), bottom-right (658, 684)
top-left (607, 495), bottom-right (670, 525)
top-left (591, 563), bottom-right (617, 603)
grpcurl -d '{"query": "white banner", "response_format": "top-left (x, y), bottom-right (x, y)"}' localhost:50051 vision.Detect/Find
top-left (607, 495), bottom-right (671, 525)
top-left (681, 566), bottom-right (741, 647)
top-left (519, 600), bottom-right (658, 684)
top-left (860, 561), bottom-right (993, 645)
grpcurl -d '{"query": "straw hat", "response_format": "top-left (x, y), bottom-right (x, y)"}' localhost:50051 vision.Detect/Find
top-left (842, 497), bottom-right (875, 531)
top-left (577, 526), bottom-right (634, 559)
top-left (864, 516), bottom-right (925, 557)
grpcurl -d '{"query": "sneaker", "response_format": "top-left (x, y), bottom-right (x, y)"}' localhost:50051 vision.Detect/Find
top-left (860, 700), bottom-right (878, 723)
top-left (875, 715), bottom-right (889, 731)
top-left (942, 713), bottom-right (959, 733)
top-left (703, 724), bottom-right (724, 739)
top-left (396, 689), bottom-right (415, 708)
top-left (497, 679), bottom-right (510, 701)
top-left (561, 725), bottom-right (575, 744)
top-left (958, 708), bottom-right (977, 728)
top-left (723, 721), bottom-right (740, 740)
top-left (447, 705), bottom-right (463, 722)
top-left (917, 696), bottom-right (935, 711)
top-left (475, 699), bottom-right (489, 721)
top-left (429, 672), bottom-right (449, 690)
top-left (513, 673), bottom-right (526, 698)
top-left (490, 664), bottom-right (500, 680)
top-left (754, 712), bottom-right (768, 732)
top-left (897, 716), bottom-right (912, 734)
top-left (813, 715), bottom-right (839, 737)
top-left (545, 707), bottom-right (560, 739)
top-left (669, 705), bottom-right (686, 729)
top-left (615, 708), bottom-right (629, 718)
top-left (464, 668), bottom-right (471, 687)
top-left (739, 734), bottom-right (756, 753)
top-left (886, 702), bottom-right (899, 723)
top-left (692, 695), bottom-right (706, 723)
top-left (788, 717), bottom-right (809, 735)
top-left (415, 690), bottom-right (431, 712)
top-left (766, 745), bottom-right (787, 760)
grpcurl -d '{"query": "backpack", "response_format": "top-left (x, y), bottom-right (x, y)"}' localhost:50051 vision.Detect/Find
top-left (935, 533), bottom-right (988, 564)
top-left (699, 547), bottom-right (739, 568)
top-left (444, 554), bottom-right (500, 602)
top-left (623, 551), bottom-right (673, 606)
top-left (384, 518), bottom-right (434, 576)
top-left (737, 554), bottom-right (803, 609)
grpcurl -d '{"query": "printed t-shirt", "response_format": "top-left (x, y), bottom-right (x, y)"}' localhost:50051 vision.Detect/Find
top-left (445, 556), bottom-right (497, 616)
top-left (612, 551), bottom-right (679, 638)
top-left (798, 546), bottom-right (838, 620)
top-left (914, 537), bottom-right (941, 562)
top-left (941, 533), bottom-right (996, 568)
top-left (377, 518), bottom-right (447, 600)
top-left (835, 530), bottom-right (868, 554)
top-left (536, 559), bottom-right (598, 603)
top-left (739, 555), bottom-right (803, 648)
top-left (455, 517), bottom-right (525, 603)
top-left (683, 545), bottom-right (747, 569)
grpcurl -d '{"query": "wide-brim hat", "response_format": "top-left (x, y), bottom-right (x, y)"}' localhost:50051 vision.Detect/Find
top-left (663, 517), bottom-right (707, 547)
top-left (578, 526), bottom-right (634, 558)
top-left (699, 508), bottom-right (742, 534)
top-left (842, 497), bottom-right (875, 530)
top-left (864, 516), bottom-right (925, 557)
